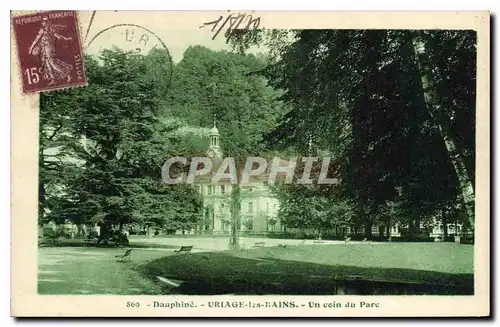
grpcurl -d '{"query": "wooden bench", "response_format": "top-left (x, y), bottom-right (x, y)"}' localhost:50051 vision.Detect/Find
top-left (253, 242), bottom-right (266, 247)
top-left (115, 249), bottom-right (132, 262)
top-left (174, 245), bottom-right (193, 254)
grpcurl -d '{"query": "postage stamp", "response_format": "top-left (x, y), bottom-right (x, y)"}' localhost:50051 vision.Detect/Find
top-left (12, 10), bottom-right (87, 94)
top-left (10, 10), bottom-right (490, 317)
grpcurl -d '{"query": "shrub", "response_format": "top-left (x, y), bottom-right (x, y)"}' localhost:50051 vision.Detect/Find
top-left (97, 230), bottom-right (129, 247)
top-left (389, 236), bottom-right (435, 243)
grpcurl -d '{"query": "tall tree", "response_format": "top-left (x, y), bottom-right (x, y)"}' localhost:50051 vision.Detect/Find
top-left (39, 49), bottom-right (204, 234)
top-left (229, 29), bottom-right (476, 236)
top-left (411, 31), bottom-right (476, 230)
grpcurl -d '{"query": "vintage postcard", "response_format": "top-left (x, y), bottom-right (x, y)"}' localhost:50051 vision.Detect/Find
top-left (11, 10), bottom-right (490, 317)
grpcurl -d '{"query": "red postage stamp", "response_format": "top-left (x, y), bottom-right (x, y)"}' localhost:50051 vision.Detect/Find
top-left (12, 11), bottom-right (87, 94)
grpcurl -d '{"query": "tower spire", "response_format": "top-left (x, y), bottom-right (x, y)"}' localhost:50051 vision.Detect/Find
top-left (207, 115), bottom-right (222, 159)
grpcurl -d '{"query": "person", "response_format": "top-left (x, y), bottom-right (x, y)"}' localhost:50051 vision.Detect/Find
top-left (28, 16), bottom-right (73, 85)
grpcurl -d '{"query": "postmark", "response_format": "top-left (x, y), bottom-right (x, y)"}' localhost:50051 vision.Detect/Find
top-left (86, 23), bottom-right (173, 91)
top-left (12, 10), bottom-right (87, 94)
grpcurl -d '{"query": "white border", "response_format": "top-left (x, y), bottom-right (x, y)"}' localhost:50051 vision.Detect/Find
top-left (4, 1), bottom-right (497, 326)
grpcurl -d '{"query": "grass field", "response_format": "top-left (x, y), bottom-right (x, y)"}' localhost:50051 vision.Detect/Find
top-left (38, 242), bottom-right (473, 295)
top-left (144, 243), bottom-right (473, 294)
top-left (38, 247), bottom-right (170, 294)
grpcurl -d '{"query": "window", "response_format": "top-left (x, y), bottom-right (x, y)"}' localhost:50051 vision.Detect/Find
top-left (208, 185), bottom-right (212, 195)
top-left (248, 202), bottom-right (253, 213)
top-left (220, 185), bottom-right (225, 194)
top-left (266, 203), bottom-right (269, 213)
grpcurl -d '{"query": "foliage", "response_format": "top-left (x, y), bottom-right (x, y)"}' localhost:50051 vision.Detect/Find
top-left (230, 29), bottom-right (476, 236)
top-left (39, 49), bottom-right (203, 233)
top-left (164, 45), bottom-right (287, 157)
top-left (39, 29), bottom-right (476, 239)
top-left (274, 184), bottom-right (354, 235)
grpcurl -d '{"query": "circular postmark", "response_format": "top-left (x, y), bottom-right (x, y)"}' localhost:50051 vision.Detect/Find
top-left (86, 24), bottom-right (173, 91)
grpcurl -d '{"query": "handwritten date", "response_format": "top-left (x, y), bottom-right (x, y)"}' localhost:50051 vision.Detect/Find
top-left (200, 12), bottom-right (261, 42)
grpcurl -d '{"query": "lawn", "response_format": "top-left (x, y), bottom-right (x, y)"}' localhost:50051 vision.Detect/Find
top-left (143, 243), bottom-right (474, 295)
top-left (38, 247), bottom-right (171, 294)
top-left (38, 242), bottom-right (474, 295)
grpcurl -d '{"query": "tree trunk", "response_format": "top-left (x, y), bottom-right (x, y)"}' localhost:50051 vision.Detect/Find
top-left (442, 208), bottom-right (448, 238)
top-left (385, 213), bottom-right (392, 238)
top-left (364, 222), bottom-right (373, 238)
top-left (38, 179), bottom-right (46, 226)
top-left (408, 219), bottom-right (415, 237)
top-left (230, 184), bottom-right (241, 249)
top-left (411, 33), bottom-right (475, 231)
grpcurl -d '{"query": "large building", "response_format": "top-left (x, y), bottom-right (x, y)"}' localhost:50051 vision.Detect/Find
top-left (194, 120), bottom-right (284, 234)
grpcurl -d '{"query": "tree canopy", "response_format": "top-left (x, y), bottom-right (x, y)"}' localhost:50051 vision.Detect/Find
top-left (39, 45), bottom-right (286, 235)
top-left (230, 29), bottom-right (476, 236)
top-left (39, 29), bottom-right (476, 239)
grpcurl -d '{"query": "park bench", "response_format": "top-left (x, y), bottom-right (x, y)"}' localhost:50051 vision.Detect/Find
top-left (115, 249), bottom-right (132, 262)
top-left (174, 245), bottom-right (193, 254)
top-left (253, 242), bottom-right (266, 247)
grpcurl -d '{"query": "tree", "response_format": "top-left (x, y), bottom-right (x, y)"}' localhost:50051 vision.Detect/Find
top-left (39, 88), bottom-right (84, 226)
top-left (411, 31), bottom-right (476, 230)
top-left (229, 182), bottom-right (241, 249)
top-left (39, 49), bottom-right (204, 235)
top-left (229, 29), bottom-right (476, 236)
top-left (273, 182), bottom-right (354, 239)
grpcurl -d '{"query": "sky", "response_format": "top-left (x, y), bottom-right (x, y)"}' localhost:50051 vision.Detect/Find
top-left (81, 11), bottom-right (266, 63)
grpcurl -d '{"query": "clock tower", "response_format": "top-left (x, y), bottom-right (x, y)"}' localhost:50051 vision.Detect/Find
top-left (207, 115), bottom-right (223, 159)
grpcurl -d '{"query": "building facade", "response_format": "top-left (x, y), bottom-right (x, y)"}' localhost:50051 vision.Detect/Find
top-left (195, 120), bottom-right (284, 234)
